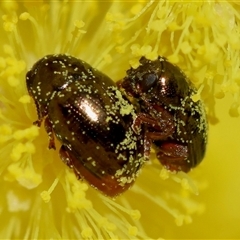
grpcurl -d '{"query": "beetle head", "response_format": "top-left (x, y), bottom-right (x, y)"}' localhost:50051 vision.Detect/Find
top-left (122, 56), bottom-right (192, 106)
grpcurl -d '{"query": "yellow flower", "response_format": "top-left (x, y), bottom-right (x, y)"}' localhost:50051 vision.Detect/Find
top-left (0, 1), bottom-right (239, 239)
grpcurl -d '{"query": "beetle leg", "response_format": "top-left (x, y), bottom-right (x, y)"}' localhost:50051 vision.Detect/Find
top-left (59, 145), bottom-right (82, 179)
top-left (33, 119), bottom-right (43, 127)
top-left (156, 142), bottom-right (190, 172)
top-left (132, 112), bottom-right (175, 159)
top-left (132, 112), bottom-right (175, 140)
top-left (44, 116), bottom-right (56, 150)
top-left (33, 101), bottom-right (48, 127)
top-left (116, 79), bottom-right (123, 88)
top-left (143, 133), bottom-right (152, 159)
top-left (132, 112), bottom-right (158, 133)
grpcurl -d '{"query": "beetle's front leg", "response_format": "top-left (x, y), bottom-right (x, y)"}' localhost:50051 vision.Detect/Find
top-left (33, 101), bottom-right (48, 127)
top-left (44, 116), bottom-right (56, 150)
top-left (132, 111), bottom-right (175, 158)
top-left (132, 112), bottom-right (174, 139)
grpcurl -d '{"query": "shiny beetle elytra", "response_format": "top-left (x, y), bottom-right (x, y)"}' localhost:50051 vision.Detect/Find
top-left (26, 54), bottom-right (146, 197)
top-left (119, 56), bottom-right (208, 173)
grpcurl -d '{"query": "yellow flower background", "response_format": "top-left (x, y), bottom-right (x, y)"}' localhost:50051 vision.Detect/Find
top-left (0, 1), bottom-right (240, 239)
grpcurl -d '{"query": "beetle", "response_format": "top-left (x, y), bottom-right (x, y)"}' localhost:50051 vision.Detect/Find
top-left (26, 54), bottom-right (146, 197)
top-left (118, 56), bottom-right (208, 173)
